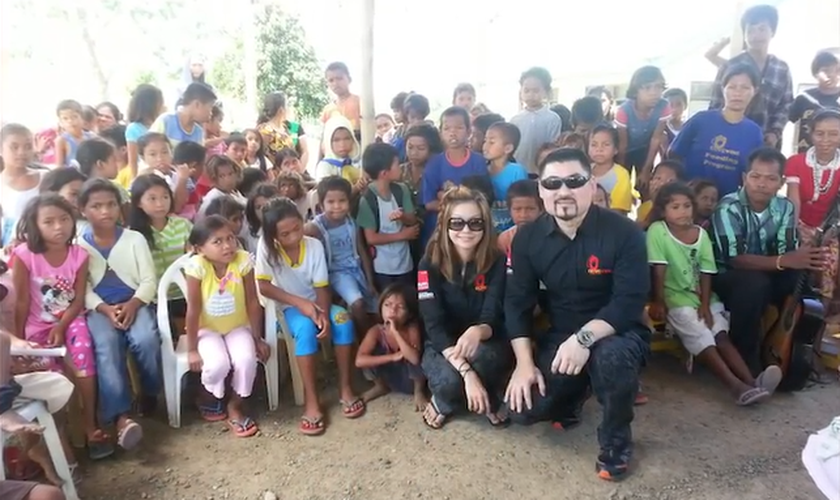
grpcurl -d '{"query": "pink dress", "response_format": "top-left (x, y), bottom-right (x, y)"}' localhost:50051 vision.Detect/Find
top-left (12, 244), bottom-right (96, 376)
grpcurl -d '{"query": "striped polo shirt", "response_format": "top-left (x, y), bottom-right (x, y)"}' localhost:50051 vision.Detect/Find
top-left (152, 216), bottom-right (192, 297)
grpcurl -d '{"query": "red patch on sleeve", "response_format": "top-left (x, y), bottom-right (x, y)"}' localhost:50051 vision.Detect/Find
top-left (417, 270), bottom-right (429, 291)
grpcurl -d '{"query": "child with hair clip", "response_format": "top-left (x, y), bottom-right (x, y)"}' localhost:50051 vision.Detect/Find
top-left (198, 155), bottom-right (246, 217)
top-left (689, 179), bottom-right (719, 230)
top-left (78, 179), bottom-right (160, 450)
top-left (128, 174), bottom-right (192, 304)
top-left (256, 198), bottom-right (363, 435)
top-left (204, 195), bottom-right (247, 248)
top-left (244, 183), bottom-right (280, 254)
top-left (11, 194), bottom-right (111, 459)
top-left (136, 133), bottom-right (191, 216)
top-left (244, 128), bottom-right (272, 171)
top-left (276, 171), bottom-right (313, 220)
top-left (126, 83), bottom-right (165, 178)
top-left (184, 215), bottom-right (269, 436)
top-left (355, 283), bottom-right (427, 410)
top-left (615, 66), bottom-right (671, 189)
top-left (647, 182), bottom-right (782, 405)
top-left (484, 122), bottom-right (528, 232)
top-left (54, 100), bottom-right (95, 168)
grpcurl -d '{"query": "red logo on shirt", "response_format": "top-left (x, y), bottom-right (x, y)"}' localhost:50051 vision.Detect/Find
top-left (474, 274), bottom-right (487, 292)
top-left (587, 255), bottom-right (611, 275)
top-left (417, 270), bottom-right (429, 291)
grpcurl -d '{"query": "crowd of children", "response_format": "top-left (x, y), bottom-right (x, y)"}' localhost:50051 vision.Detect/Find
top-left (1, 4), bottom-right (839, 492)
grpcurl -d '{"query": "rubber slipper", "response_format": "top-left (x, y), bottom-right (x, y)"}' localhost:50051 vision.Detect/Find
top-left (299, 415), bottom-right (325, 436)
top-left (198, 400), bottom-right (228, 422)
top-left (755, 365), bottom-right (783, 395)
top-left (422, 398), bottom-right (447, 430)
top-left (736, 387), bottom-right (770, 406)
top-left (117, 419), bottom-right (143, 450)
top-left (87, 436), bottom-right (115, 461)
top-left (227, 417), bottom-right (259, 438)
top-left (340, 398), bottom-right (366, 419)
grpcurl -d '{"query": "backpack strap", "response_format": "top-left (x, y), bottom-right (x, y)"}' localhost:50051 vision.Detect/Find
top-left (364, 188), bottom-right (381, 231)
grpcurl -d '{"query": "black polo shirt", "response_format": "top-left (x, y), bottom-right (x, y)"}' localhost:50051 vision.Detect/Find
top-left (504, 207), bottom-right (650, 343)
top-left (418, 253), bottom-right (507, 353)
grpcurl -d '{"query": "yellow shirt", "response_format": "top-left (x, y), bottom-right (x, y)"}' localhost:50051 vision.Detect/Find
top-left (184, 250), bottom-right (254, 334)
top-left (595, 164), bottom-right (633, 212)
top-left (115, 166), bottom-right (133, 190)
top-left (637, 200), bottom-right (653, 225)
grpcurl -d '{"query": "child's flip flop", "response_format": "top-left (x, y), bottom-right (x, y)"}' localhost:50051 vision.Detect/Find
top-left (736, 387), bottom-right (770, 406)
top-left (198, 400), bottom-right (228, 422)
top-left (117, 419), bottom-right (143, 450)
top-left (87, 429), bottom-right (114, 461)
top-left (340, 398), bottom-right (366, 419)
top-left (299, 415), bottom-right (325, 436)
top-left (227, 417), bottom-right (259, 438)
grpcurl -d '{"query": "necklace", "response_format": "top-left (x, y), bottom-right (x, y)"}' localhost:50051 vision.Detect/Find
top-left (805, 147), bottom-right (840, 202)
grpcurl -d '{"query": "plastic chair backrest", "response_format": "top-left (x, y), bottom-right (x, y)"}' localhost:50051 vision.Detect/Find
top-left (156, 253), bottom-right (192, 356)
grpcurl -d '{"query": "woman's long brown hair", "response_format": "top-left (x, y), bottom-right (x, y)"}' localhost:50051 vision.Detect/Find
top-left (425, 186), bottom-right (498, 282)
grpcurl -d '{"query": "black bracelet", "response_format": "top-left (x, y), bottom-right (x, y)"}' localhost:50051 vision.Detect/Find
top-left (457, 361), bottom-right (471, 373)
top-left (460, 367), bottom-right (473, 378)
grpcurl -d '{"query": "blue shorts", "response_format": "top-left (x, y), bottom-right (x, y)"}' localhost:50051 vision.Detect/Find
top-left (330, 268), bottom-right (376, 313)
top-left (283, 304), bottom-right (355, 356)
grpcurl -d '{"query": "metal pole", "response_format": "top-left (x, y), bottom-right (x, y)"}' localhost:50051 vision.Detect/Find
top-left (359, 0), bottom-right (376, 151)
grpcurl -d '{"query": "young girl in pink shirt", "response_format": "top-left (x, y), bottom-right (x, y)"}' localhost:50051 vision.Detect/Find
top-left (11, 193), bottom-right (111, 459)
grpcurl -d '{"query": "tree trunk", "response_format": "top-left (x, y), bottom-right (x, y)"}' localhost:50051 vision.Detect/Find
top-left (75, 7), bottom-right (109, 100)
top-left (359, 0), bottom-right (376, 150)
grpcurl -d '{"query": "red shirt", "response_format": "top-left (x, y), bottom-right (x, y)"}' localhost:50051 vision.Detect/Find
top-left (784, 153), bottom-right (840, 227)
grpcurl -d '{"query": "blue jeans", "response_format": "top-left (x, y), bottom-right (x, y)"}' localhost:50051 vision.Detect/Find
top-left (87, 305), bottom-right (161, 424)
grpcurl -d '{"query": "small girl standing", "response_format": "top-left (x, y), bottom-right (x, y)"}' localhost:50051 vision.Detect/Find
top-left (646, 182), bottom-right (781, 406)
top-left (78, 179), bottom-right (161, 450)
top-left (11, 194), bottom-right (110, 457)
top-left (184, 215), bottom-right (268, 437)
top-left (355, 284), bottom-right (426, 410)
top-left (244, 183), bottom-right (280, 254)
top-left (55, 100), bottom-right (96, 168)
top-left (615, 66), bottom-right (671, 188)
top-left (244, 129), bottom-right (273, 172)
top-left (126, 83), bottom-right (165, 178)
top-left (255, 198), bottom-right (363, 435)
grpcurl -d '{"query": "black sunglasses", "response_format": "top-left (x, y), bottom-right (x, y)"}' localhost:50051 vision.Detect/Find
top-left (540, 174), bottom-right (590, 191)
top-left (448, 217), bottom-right (485, 232)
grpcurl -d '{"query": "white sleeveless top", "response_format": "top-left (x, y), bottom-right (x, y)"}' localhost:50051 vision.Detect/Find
top-left (0, 170), bottom-right (44, 220)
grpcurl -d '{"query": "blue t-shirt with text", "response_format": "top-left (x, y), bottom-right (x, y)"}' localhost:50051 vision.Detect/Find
top-left (669, 110), bottom-right (763, 196)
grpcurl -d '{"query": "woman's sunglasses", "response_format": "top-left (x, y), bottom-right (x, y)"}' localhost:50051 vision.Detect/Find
top-left (447, 217), bottom-right (485, 232)
top-left (539, 174), bottom-right (590, 191)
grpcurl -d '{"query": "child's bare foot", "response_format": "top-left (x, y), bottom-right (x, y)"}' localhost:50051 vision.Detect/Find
top-left (28, 439), bottom-right (63, 486)
top-left (361, 379), bottom-right (390, 403)
top-left (413, 390), bottom-right (429, 412)
top-left (0, 410), bottom-right (44, 434)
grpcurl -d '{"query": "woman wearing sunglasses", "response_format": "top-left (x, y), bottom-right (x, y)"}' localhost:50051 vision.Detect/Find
top-left (417, 186), bottom-right (511, 430)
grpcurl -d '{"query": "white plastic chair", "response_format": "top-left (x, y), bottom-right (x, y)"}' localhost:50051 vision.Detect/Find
top-left (0, 400), bottom-right (80, 500)
top-left (263, 298), bottom-right (304, 406)
top-left (156, 254), bottom-right (279, 428)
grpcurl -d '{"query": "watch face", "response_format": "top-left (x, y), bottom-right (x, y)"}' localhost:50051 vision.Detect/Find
top-left (577, 330), bottom-right (594, 347)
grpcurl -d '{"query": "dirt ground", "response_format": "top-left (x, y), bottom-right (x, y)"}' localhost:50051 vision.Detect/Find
top-left (74, 356), bottom-right (838, 500)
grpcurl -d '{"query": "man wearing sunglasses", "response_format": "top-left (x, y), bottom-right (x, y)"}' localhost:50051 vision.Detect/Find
top-left (503, 148), bottom-right (650, 481)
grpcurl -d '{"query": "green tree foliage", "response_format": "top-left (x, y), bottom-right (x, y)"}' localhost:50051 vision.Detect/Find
top-left (213, 4), bottom-right (327, 120)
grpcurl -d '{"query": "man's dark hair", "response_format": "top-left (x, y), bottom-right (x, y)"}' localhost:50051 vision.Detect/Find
top-left (811, 109), bottom-right (840, 128)
top-left (663, 88), bottom-right (688, 105)
top-left (722, 63), bottom-right (761, 88)
top-left (571, 96), bottom-right (604, 127)
top-left (741, 4), bottom-right (779, 33)
top-left (362, 142), bottom-right (399, 180)
top-left (182, 82), bottom-right (217, 105)
top-left (472, 113), bottom-right (505, 135)
top-left (747, 147), bottom-right (787, 176)
top-left (325, 61), bottom-right (350, 78)
top-left (172, 141), bottom-right (207, 165)
top-left (811, 51), bottom-right (840, 77)
top-left (538, 147), bottom-right (592, 176)
top-left (519, 67), bottom-right (552, 92)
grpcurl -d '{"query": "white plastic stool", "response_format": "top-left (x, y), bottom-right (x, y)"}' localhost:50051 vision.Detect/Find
top-left (0, 400), bottom-right (79, 500)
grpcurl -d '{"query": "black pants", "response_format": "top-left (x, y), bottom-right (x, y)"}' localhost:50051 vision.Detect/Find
top-left (374, 272), bottom-right (415, 292)
top-left (510, 332), bottom-right (647, 453)
top-left (713, 269), bottom-right (800, 375)
top-left (421, 340), bottom-right (512, 416)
